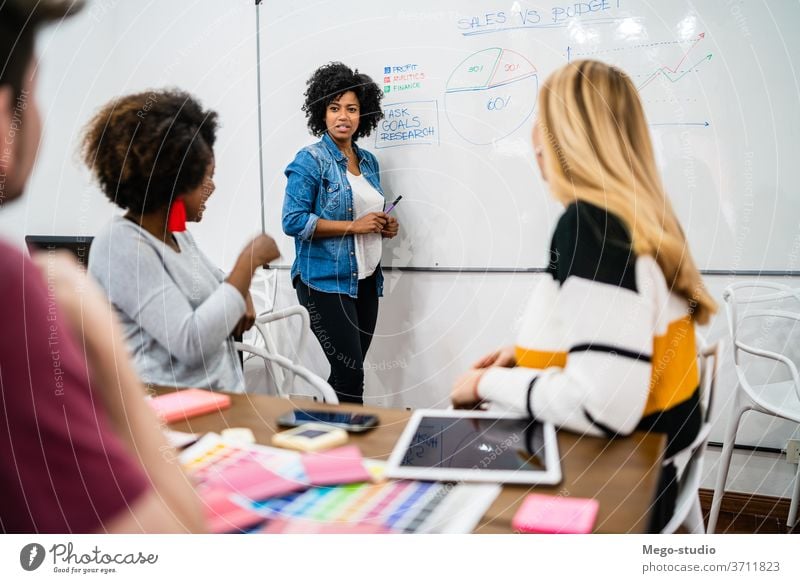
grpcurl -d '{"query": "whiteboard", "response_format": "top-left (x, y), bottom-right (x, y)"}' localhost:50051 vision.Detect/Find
top-left (258, 0), bottom-right (800, 271)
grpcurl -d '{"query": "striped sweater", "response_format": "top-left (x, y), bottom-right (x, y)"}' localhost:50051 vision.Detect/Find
top-left (478, 201), bottom-right (701, 458)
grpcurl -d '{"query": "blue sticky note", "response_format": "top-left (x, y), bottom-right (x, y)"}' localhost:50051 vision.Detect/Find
top-left (384, 66), bottom-right (391, 74)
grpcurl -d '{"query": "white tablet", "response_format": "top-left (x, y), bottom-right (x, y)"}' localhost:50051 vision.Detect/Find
top-left (386, 409), bottom-right (561, 485)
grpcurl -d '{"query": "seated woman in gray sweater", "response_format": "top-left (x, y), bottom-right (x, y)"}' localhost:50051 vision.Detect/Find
top-left (82, 90), bottom-right (279, 392)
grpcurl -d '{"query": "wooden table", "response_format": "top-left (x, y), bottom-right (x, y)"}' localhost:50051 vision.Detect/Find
top-left (162, 389), bottom-right (665, 533)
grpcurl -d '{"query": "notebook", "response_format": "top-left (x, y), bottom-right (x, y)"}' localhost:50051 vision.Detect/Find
top-left (148, 389), bottom-right (231, 423)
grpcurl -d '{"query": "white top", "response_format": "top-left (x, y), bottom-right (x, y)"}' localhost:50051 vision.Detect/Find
top-left (348, 170), bottom-right (384, 279)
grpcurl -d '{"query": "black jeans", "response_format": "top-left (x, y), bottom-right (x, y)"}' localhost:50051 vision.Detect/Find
top-left (295, 274), bottom-right (379, 404)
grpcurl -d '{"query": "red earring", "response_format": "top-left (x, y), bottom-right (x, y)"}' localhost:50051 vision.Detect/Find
top-left (167, 199), bottom-right (187, 232)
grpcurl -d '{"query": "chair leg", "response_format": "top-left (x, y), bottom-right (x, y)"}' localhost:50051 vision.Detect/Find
top-left (708, 403), bottom-right (749, 533)
top-left (685, 495), bottom-right (705, 534)
top-left (788, 461), bottom-right (800, 529)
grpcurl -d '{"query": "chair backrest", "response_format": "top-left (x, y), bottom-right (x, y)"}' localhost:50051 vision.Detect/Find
top-left (236, 341), bottom-right (339, 404)
top-left (697, 340), bottom-right (721, 425)
top-left (723, 282), bottom-right (800, 403)
top-left (661, 340), bottom-right (721, 533)
top-left (249, 267), bottom-right (278, 316)
top-left (241, 305), bottom-right (323, 399)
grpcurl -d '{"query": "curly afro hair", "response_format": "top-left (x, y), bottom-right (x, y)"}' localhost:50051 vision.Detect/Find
top-left (81, 89), bottom-right (218, 215)
top-left (302, 62), bottom-right (384, 141)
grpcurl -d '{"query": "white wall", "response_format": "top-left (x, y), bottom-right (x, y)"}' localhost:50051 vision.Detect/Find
top-left (107, 0), bottom-right (263, 270)
top-left (0, 2), bottom-right (120, 242)
top-left (0, 0), bottom-right (264, 270)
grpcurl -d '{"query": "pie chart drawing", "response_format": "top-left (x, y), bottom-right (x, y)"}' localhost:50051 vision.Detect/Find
top-left (445, 48), bottom-right (538, 146)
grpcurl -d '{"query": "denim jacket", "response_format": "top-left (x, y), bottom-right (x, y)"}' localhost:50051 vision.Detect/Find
top-left (282, 133), bottom-right (384, 298)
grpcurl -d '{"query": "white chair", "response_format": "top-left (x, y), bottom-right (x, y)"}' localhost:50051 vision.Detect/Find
top-left (238, 281), bottom-right (339, 404)
top-left (249, 266), bottom-right (279, 317)
top-left (249, 306), bottom-right (311, 396)
top-left (707, 282), bottom-right (800, 533)
top-left (661, 341), bottom-right (722, 534)
top-left (236, 340), bottom-right (338, 404)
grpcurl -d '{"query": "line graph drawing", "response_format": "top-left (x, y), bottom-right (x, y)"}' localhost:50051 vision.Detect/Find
top-left (568, 32), bottom-right (713, 91)
top-left (637, 32), bottom-right (711, 90)
top-left (566, 32), bottom-right (715, 130)
top-left (444, 48), bottom-right (538, 146)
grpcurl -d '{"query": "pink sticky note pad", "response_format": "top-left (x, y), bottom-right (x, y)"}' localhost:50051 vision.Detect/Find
top-left (301, 445), bottom-right (371, 486)
top-left (512, 494), bottom-right (599, 534)
top-left (202, 488), bottom-right (265, 534)
top-left (149, 388), bottom-right (230, 423)
top-left (204, 455), bottom-right (302, 500)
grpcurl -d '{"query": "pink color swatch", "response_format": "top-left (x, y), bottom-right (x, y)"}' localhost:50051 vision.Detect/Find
top-left (260, 518), bottom-right (391, 534)
top-left (301, 446), bottom-right (371, 487)
top-left (202, 488), bottom-right (265, 534)
top-left (203, 454), bottom-right (302, 500)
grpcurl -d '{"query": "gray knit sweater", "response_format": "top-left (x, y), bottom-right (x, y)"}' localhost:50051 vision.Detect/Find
top-left (89, 216), bottom-right (246, 392)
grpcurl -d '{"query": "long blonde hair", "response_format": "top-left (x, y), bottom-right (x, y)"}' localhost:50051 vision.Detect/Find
top-left (537, 59), bottom-right (717, 325)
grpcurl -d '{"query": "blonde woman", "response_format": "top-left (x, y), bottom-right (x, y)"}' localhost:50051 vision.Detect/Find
top-left (451, 60), bottom-right (717, 531)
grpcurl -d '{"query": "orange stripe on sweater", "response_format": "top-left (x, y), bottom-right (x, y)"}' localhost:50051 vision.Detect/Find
top-left (644, 316), bottom-right (698, 417)
top-left (513, 316), bottom-right (697, 417)
top-left (515, 347), bottom-right (567, 369)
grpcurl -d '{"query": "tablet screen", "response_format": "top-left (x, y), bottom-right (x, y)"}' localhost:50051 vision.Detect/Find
top-left (398, 416), bottom-right (548, 472)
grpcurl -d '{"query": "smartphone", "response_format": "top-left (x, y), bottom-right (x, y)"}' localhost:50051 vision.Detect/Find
top-left (276, 409), bottom-right (379, 433)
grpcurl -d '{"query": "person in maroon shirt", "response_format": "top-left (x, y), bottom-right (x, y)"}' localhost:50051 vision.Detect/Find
top-left (0, 0), bottom-right (203, 533)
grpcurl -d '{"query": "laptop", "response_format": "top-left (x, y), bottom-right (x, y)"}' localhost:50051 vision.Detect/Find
top-left (25, 235), bottom-right (94, 268)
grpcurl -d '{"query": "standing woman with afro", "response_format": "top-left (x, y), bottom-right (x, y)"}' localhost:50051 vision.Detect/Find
top-left (283, 63), bottom-right (398, 404)
top-left (84, 90), bottom-right (280, 393)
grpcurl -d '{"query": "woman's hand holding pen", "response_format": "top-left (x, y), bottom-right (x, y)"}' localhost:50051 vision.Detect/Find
top-left (382, 195), bottom-right (401, 238)
top-left (351, 212), bottom-right (389, 234)
top-left (381, 215), bottom-right (399, 239)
